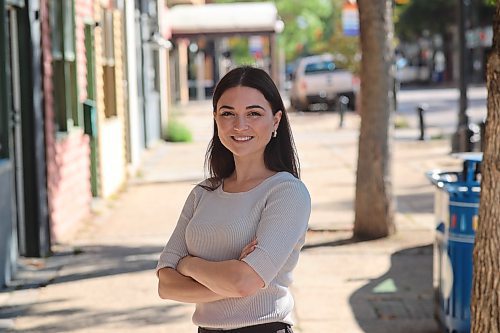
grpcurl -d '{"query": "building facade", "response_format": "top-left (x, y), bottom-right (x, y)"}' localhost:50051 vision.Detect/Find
top-left (1, 0), bottom-right (171, 288)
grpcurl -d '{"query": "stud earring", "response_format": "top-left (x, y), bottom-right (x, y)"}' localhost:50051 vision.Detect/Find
top-left (273, 130), bottom-right (277, 138)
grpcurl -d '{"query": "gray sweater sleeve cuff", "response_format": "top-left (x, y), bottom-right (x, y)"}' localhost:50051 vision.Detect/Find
top-left (242, 247), bottom-right (278, 287)
top-left (155, 251), bottom-right (182, 277)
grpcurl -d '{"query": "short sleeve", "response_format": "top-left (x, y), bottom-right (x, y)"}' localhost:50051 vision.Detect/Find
top-left (155, 186), bottom-right (200, 276)
top-left (242, 180), bottom-right (311, 286)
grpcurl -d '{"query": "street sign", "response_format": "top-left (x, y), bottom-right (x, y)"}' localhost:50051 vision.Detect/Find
top-left (342, 2), bottom-right (359, 37)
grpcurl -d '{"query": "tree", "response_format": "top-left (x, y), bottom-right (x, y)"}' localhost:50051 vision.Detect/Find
top-left (471, 1), bottom-right (500, 332)
top-left (395, 0), bottom-right (456, 41)
top-left (353, 0), bottom-right (395, 240)
top-left (395, 0), bottom-right (496, 42)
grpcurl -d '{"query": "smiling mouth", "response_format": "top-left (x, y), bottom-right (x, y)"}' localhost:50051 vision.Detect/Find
top-left (231, 136), bottom-right (254, 142)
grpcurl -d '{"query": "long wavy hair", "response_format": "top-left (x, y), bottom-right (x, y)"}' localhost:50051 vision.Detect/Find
top-left (203, 66), bottom-right (300, 190)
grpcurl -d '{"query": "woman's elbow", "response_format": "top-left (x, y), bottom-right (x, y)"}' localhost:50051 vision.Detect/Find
top-left (236, 283), bottom-right (261, 297)
top-left (157, 268), bottom-right (176, 300)
top-left (158, 281), bottom-right (172, 300)
top-left (233, 274), bottom-right (264, 297)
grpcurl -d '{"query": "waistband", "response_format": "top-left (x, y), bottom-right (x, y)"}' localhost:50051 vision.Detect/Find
top-left (198, 321), bottom-right (291, 333)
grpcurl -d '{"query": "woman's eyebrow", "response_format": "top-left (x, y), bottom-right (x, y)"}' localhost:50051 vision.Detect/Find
top-left (218, 105), bottom-right (235, 111)
top-left (246, 105), bottom-right (266, 110)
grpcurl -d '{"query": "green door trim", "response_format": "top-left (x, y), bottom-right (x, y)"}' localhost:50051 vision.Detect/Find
top-left (84, 23), bottom-right (99, 197)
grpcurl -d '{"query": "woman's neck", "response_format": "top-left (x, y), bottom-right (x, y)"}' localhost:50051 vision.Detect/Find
top-left (229, 157), bottom-right (274, 184)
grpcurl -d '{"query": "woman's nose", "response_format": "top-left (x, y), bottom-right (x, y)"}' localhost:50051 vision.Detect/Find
top-left (233, 116), bottom-right (248, 130)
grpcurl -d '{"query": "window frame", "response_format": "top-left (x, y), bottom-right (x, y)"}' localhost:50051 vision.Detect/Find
top-left (102, 9), bottom-right (117, 118)
top-left (50, 0), bottom-right (81, 133)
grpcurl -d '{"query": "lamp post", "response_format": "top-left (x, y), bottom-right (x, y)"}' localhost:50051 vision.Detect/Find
top-left (452, 0), bottom-right (471, 152)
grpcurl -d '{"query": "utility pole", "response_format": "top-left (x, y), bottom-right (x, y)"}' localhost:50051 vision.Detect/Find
top-left (452, 0), bottom-right (471, 152)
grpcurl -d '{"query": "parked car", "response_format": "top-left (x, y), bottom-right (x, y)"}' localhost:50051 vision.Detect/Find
top-left (395, 57), bottom-right (432, 84)
top-left (290, 54), bottom-right (358, 111)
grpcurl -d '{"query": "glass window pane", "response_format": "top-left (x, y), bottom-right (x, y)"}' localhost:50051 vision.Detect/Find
top-left (68, 61), bottom-right (81, 126)
top-left (63, 0), bottom-right (75, 58)
top-left (305, 61), bottom-right (336, 74)
top-left (103, 10), bottom-right (114, 65)
top-left (53, 60), bottom-right (67, 131)
top-left (50, 0), bottom-right (63, 59)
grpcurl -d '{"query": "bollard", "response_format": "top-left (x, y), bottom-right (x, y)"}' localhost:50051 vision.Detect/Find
top-left (338, 95), bottom-right (349, 128)
top-left (417, 104), bottom-right (428, 140)
top-left (479, 119), bottom-right (486, 152)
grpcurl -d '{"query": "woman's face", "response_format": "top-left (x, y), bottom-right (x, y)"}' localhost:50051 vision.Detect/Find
top-left (214, 86), bottom-right (282, 161)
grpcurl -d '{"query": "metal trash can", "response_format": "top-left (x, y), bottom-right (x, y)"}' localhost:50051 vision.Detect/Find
top-left (427, 153), bottom-right (482, 333)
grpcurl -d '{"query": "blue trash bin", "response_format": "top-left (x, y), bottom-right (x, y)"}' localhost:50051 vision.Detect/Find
top-left (427, 153), bottom-right (482, 333)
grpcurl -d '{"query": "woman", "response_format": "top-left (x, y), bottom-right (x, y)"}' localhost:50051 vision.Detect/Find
top-left (156, 66), bottom-right (311, 333)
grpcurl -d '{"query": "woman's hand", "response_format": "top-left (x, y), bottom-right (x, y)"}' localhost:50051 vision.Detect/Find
top-left (239, 239), bottom-right (257, 260)
top-left (171, 240), bottom-right (264, 298)
top-left (177, 255), bottom-right (194, 276)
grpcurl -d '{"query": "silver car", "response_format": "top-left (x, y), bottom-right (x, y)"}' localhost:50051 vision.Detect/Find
top-left (290, 54), bottom-right (358, 111)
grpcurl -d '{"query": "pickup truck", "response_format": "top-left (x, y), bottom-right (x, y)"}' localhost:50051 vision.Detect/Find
top-left (290, 54), bottom-right (358, 111)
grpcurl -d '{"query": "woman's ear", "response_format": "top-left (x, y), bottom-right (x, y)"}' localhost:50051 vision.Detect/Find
top-left (274, 110), bottom-right (283, 129)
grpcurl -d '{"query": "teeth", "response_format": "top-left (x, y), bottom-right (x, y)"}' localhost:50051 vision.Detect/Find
top-left (232, 136), bottom-right (252, 141)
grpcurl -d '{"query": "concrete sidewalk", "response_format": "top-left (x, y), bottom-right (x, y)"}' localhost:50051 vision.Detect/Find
top-left (0, 101), bottom-right (461, 332)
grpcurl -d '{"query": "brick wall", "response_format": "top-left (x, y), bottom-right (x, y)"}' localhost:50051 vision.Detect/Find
top-left (49, 131), bottom-right (91, 238)
top-left (41, 0), bottom-right (92, 242)
top-left (75, 0), bottom-right (93, 102)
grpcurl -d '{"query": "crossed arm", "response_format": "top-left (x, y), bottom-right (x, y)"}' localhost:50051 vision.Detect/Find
top-left (158, 240), bottom-right (265, 303)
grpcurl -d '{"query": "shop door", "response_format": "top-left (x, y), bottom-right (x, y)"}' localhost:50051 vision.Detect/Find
top-left (6, 5), bottom-right (26, 255)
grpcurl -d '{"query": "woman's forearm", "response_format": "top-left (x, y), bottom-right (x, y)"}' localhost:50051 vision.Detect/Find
top-left (157, 267), bottom-right (228, 303)
top-left (178, 257), bottom-right (264, 297)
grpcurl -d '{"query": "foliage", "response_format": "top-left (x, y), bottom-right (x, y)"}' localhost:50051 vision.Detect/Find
top-left (164, 120), bottom-right (193, 142)
top-left (214, 0), bottom-right (360, 71)
top-left (227, 37), bottom-right (254, 66)
top-left (395, 0), bottom-right (497, 42)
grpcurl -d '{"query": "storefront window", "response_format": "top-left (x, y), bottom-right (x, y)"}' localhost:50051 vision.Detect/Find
top-left (50, 0), bottom-right (80, 132)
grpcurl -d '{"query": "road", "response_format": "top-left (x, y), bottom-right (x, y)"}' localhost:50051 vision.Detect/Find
top-left (396, 85), bottom-right (487, 135)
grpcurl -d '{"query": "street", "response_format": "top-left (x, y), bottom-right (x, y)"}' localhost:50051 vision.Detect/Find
top-left (0, 86), bottom-right (486, 332)
top-left (396, 85), bottom-right (487, 135)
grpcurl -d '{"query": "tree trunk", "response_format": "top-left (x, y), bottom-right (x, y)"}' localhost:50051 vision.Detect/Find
top-left (471, 2), bottom-right (500, 332)
top-left (354, 0), bottom-right (395, 240)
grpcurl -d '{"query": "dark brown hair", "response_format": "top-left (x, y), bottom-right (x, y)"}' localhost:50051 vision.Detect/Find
top-left (203, 66), bottom-right (300, 190)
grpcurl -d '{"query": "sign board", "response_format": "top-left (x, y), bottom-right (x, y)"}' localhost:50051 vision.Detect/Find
top-left (342, 1), bottom-right (359, 37)
top-left (466, 26), bottom-right (493, 48)
top-left (249, 36), bottom-right (264, 59)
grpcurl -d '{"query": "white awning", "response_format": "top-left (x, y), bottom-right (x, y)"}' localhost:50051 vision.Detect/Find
top-left (168, 2), bottom-right (283, 37)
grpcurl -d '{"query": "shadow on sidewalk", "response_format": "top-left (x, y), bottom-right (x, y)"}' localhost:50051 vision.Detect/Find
top-left (0, 245), bottom-right (193, 332)
top-left (1, 302), bottom-right (185, 333)
top-left (302, 236), bottom-right (362, 250)
top-left (349, 244), bottom-right (440, 333)
top-left (51, 244), bottom-right (162, 285)
top-left (1, 244), bottom-right (162, 291)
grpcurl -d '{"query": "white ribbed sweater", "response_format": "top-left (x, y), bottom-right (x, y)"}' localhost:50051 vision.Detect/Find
top-left (156, 171), bottom-right (311, 330)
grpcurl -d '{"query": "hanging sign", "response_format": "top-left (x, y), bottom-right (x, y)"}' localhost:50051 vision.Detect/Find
top-left (342, 1), bottom-right (359, 37)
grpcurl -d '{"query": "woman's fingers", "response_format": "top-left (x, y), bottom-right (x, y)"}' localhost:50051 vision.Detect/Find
top-left (239, 239), bottom-right (258, 260)
top-left (239, 247), bottom-right (255, 260)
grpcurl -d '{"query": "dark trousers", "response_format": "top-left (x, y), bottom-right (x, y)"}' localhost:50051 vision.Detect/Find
top-left (198, 322), bottom-right (293, 333)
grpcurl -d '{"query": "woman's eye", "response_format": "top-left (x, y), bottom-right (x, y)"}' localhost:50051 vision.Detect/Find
top-left (249, 111), bottom-right (262, 117)
top-left (220, 111), bottom-right (234, 117)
